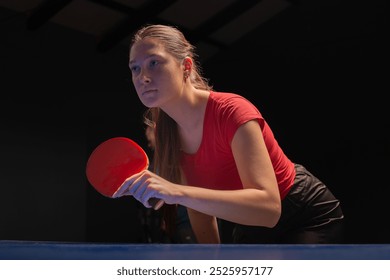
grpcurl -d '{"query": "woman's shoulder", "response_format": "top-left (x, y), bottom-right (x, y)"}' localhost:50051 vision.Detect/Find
top-left (210, 90), bottom-right (243, 100)
top-left (209, 91), bottom-right (257, 109)
top-left (210, 91), bottom-right (248, 102)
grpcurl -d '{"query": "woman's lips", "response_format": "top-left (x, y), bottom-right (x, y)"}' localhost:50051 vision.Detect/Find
top-left (142, 89), bottom-right (157, 96)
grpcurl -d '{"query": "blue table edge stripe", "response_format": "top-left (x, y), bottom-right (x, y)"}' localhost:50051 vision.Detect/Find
top-left (1, 240), bottom-right (390, 260)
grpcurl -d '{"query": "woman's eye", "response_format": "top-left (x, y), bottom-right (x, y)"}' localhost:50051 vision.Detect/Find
top-left (150, 60), bottom-right (158, 67)
top-left (130, 65), bottom-right (140, 73)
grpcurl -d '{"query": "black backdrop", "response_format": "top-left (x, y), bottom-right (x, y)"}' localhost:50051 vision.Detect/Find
top-left (1, 1), bottom-right (388, 243)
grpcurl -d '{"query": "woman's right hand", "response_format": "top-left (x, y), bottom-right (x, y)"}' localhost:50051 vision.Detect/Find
top-left (112, 169), bottom-right (180, 209)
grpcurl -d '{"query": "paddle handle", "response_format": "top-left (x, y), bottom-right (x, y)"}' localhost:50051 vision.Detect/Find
top-left (149, 198), bottom-right (165, 210)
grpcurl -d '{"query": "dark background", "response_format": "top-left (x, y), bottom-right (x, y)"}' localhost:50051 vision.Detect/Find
top-left (1, 0), bottom-right (388, 243)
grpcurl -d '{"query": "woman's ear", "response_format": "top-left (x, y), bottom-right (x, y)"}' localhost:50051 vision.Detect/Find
top-left (183, 57), bottom-right (193, 81)
top-left (183, 57), bottom-right (193, 71)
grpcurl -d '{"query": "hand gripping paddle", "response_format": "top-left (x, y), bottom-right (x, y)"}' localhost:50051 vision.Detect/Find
top-left (86, 137), bottom-right (164, 210)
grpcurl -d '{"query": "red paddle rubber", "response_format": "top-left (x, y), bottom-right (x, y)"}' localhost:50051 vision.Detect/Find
top-left (86, 137), bottom-right (164, 210)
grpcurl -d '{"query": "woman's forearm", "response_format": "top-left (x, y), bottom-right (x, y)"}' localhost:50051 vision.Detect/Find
top-left (176, 186), bottom-right (281, 227)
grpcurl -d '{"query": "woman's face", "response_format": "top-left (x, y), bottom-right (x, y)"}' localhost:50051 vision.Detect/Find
top-left (129, 38), bottom-right (184, 108)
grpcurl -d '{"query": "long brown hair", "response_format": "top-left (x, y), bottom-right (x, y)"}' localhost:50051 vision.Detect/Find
top-left (131, 24), bottom-right (213, 237)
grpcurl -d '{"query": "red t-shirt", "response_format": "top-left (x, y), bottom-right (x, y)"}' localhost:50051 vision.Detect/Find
top-left (180, 91), bottom-right (295, 199)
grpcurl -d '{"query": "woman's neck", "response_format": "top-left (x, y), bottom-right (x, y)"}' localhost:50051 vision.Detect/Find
top-left (163, 88), bottom-right (210, 131)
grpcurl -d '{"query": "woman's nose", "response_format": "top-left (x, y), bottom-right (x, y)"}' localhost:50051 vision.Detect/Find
top-left (140, 71), bottom-right (151, 84)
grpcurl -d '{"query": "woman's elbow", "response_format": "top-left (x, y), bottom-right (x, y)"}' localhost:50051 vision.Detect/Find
top-left (246, 189), bottom-right (282, 227)
top-left (249, 197), bottom-right (281, 228)
top-left (267, 200), bottom-right (281, 228)
top-left (259, 197), bottom-right (281, 228)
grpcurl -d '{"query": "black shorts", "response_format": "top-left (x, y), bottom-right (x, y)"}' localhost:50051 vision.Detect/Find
top-left (220, 164), bottom-right (344, 244)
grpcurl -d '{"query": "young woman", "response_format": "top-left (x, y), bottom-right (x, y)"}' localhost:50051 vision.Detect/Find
top-left (114, 24), bottom-right (344, 244)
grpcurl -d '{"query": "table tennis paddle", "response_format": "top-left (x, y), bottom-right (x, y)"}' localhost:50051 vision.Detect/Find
top-left (86, 137), bottom-right (164, 210)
